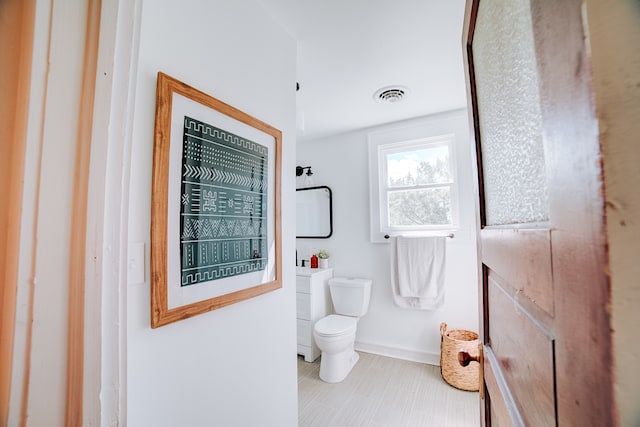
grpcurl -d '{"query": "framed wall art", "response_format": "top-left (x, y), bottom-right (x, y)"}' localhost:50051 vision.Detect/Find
top-left (150, 72), bottom-right (282, 328)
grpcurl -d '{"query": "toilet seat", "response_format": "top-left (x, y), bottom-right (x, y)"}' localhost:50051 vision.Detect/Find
top-left (314, 315), bottom-right (357, 337)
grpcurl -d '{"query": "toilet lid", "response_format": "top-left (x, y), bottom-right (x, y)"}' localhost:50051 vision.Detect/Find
top-left (314, 315), bottom-right (357, 336)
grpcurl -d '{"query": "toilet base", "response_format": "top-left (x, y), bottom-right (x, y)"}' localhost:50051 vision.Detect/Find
top-left (319, 350), bottom-right (360, 383)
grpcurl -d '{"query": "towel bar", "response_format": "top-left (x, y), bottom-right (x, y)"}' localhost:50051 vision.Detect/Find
top-left (384, 233), bottom-right (455, 239)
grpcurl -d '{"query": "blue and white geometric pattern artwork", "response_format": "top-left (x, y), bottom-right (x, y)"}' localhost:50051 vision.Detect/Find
top-left (180, 116), bottom-right (268, 286)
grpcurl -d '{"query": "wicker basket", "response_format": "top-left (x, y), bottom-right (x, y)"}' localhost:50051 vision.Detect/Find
top-left (439, 322), bottom-right (479, 391)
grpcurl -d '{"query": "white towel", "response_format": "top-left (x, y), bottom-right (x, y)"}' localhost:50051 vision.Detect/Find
top-left (390, 236), bottom-right (446, 309)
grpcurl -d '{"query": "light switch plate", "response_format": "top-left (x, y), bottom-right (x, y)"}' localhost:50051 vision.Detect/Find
top-left (127, 242), bottom-right (145, 284)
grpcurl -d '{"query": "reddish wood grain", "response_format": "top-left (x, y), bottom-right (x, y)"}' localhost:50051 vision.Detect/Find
top-left (488, 274), bottom-right (555, 427)
top-left (483, 351), bottom-right (522, 427)
top-left (529, 0), bottom-right (615, 424)
top-left (464, 0), bottom-right (615, 425)
top-left (481, 227), bottom-right (554, 316)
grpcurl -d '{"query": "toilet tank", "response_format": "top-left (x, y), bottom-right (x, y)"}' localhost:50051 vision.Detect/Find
top-left (328, 277), bottom-right (372, 317)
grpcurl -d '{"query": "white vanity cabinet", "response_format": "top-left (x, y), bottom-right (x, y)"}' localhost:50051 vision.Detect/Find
top-left (296, 267), bottom-right (333, 362)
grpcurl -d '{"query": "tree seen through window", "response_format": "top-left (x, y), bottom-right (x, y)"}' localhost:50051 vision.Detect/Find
top-left (385, 146), bottom-right (452, 227)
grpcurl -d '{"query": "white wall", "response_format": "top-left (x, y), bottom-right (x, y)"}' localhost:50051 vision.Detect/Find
top-left (297, 111), bottom-right (479, 364)
top-left (127, 1), bottom-right (298, 426)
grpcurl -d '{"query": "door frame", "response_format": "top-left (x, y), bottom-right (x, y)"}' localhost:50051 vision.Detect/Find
top-left (2, 0), bottom-right (142, 424)
top-left (0, 1), bottom-right (36, 424)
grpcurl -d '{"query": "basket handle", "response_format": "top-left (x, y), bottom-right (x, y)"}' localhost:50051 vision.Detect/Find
top-left (439, 322), bottom-right (447, 339)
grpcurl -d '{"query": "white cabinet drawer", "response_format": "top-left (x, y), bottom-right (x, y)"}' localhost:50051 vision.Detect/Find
top-left (296, 319), bottom-right (312, 346)
top-left (296, 276), bottom-right (311, 293)
top-left (296, 292), bottom-right (311, 319)
top-left (296, 268), bottom-right (332, 362)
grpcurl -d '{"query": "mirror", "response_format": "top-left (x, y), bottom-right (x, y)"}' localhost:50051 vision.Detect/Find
top-left (296, 186), bottom-right (333, 238)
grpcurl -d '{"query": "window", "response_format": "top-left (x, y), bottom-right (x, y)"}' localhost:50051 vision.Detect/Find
top-left (382, 137), bottom-right (455, 228)
top-left (368, 112), bottom-right (465, 242)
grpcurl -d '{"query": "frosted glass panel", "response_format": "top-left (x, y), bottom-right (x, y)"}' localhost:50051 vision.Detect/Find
top-left (473, 0), bottom-right (549, 225)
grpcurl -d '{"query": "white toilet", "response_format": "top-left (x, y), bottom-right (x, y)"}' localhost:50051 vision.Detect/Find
top-left (313, 277), bottom-right (372, 383)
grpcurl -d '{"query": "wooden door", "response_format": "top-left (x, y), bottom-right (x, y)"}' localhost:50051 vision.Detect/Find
top-left (463, 1), bottom-right (615, 425)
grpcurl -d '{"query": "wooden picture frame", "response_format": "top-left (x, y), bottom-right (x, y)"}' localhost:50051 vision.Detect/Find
top-left (150, 72), bottom-right (282, 328)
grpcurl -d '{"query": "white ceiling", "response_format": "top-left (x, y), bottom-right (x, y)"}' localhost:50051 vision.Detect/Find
top-left (258, 0), bottom-right (469, 142)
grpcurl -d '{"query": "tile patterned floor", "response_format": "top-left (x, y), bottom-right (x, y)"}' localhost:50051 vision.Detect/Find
top-left (298, 352), bottom-right (480, 427)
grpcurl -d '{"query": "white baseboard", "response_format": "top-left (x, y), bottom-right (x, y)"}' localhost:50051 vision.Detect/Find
top-left (354, 340), bottom-right (440, 366)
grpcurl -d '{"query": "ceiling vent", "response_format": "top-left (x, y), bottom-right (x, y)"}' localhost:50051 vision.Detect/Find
top-left (374, 86), bottom-right (409, 103)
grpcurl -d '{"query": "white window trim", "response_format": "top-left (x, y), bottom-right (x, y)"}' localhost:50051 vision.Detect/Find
top-left (368, 109), bottom-right (467, 243)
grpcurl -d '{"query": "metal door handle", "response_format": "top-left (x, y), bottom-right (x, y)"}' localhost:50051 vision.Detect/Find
top-left (458, 343), bottom-right (484, 399)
